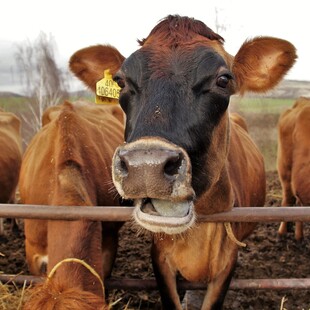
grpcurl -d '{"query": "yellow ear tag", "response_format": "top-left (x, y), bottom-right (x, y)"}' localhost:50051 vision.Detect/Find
top-left (95, 69), bottom-right (121, 104)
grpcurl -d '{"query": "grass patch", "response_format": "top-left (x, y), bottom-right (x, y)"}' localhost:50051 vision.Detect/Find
top-left (0, 97), bottom-right (29, 113)
top-left (230, 96), bottom-right (294, 171)
top-left (231, 96), bottom-right (294, 114)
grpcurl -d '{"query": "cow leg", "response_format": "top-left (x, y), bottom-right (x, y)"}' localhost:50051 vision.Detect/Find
top-left (294, 196), bottom-right (304, 241)
top-left (101, 222), bottom-right (122, 277)
top-left (278, 222), bottom-right (288, 236)
top-left (101, 222), bottom-right (122, 298)
top-left (3, 217), bottom-right (22, 235)
top-left (278, 190), bottom-right (296, 237)
top-left (151, 242), bottom-right (182, 310)
top-left (0, 195), bottom-right (19, 236)
top-left (295, 221), bottom-right (303, 241)
top-left (10, 219), bottom-right (20, 234)
top-left (0, 218), bottom-right (21, 236)
top-left (201, 258), bottom-right (237, 310)
top-left (0, 218), bottom-right (3, 236)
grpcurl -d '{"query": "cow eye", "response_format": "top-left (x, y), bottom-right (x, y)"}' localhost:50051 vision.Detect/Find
top-left (114, 76), bottom-right (125, 89)
top-left (216, 75), bottom-right (230, 88)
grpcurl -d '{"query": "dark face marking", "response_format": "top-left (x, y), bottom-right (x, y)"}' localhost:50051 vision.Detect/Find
top-left (114, 45), bottom-right (233, 195)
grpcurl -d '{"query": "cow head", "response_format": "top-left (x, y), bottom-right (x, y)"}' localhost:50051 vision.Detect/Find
top-left (70, 15), bottom-right (296, 234)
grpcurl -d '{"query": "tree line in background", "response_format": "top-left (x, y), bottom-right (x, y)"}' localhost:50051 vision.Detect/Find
top-left (11, 10), bottom-right (229, 147)
top-left (15, 32), bottom-right (69, 146)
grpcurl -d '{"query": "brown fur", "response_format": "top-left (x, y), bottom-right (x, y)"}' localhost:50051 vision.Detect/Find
top-left (23, 281), bottom-right (108, 310)
top-left (230, 112), bottom-right (249, 132)
top-left (0, 109), bottom-right (23, 235)
top-left (19, 101), bottom-right (124, 309)
top-left (69, 15), bottom-right (296, 309)
top-left (277, 97), bottom-right (310, 240)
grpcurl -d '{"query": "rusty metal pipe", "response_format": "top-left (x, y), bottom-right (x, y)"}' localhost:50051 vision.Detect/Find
top-left (1, 204), bottom-right (310, 222)
top-left (1, 274), bottom-right (310, 290)
top-left (0, 204), bottom-right (133, 222)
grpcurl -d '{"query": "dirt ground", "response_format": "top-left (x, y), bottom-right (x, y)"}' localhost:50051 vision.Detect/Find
top-left (0, 171), bottom-right (309, 310)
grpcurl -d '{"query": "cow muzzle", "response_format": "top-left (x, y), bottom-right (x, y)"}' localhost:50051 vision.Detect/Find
top-left (112, 138), bottom-right (196, 234)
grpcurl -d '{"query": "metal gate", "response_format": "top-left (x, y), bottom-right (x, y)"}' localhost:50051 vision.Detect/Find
top-left (1, 204), bottom-right (310, 290)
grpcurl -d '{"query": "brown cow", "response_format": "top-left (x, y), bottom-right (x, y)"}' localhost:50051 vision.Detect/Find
top-left (0, 109), bottom-right (22, 236)
top-left (69, 15), bottom-right (296, 310)
top-left (229, 112), bottom-right (248, 132)
top-left (277, 96), bottom-right (310, 241)
top-left (19, 101), bottom-right (124, 310)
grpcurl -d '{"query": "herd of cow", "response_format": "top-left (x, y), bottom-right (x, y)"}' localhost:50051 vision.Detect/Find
top-left (0, 15), bottom-right (308, 310)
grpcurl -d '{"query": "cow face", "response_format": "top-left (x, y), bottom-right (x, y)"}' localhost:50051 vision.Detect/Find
top-left (111, 16), bottom-right (296, 234)
top-left (112, 43), bottom-right (234, 233)
top-left (69, 15), bottom-right (296, 235)
top-left (113, 16), bottom-right (296, 233)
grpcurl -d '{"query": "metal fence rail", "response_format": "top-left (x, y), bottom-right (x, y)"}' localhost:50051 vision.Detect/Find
top-left (1, 204), bottom-right (310, 222)
top-left (1, 274), bottom-right (310, 291)
top-left (1, 203), bottom-right (310, 291)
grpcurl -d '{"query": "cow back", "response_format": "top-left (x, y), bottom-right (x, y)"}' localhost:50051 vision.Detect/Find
top-left (20, 101), bottom-right (124, 207)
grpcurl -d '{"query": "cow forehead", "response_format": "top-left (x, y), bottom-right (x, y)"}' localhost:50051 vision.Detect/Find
top-left (119, 15), bottom-right (232, 84)
top-left (119, 45), bottom-right (232, 146)
top-left (122, 45), bottom-right (230, 84)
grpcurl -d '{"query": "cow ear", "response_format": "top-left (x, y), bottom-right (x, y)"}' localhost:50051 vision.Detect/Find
top-left (42, 105), bottom-right (61, 126)
top-left (232, 37), bottom-right (297, 95)
top-left (69, 45), bottom-right (125, 92)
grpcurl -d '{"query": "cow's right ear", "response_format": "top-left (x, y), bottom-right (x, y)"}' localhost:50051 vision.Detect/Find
top-left (69, 45), bottom-right (125, 92)
top-left (232, 37), bottom-right (297, 95)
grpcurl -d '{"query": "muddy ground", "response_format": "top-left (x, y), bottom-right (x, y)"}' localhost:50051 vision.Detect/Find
top-left (0, 171), bottom-right (309, 310)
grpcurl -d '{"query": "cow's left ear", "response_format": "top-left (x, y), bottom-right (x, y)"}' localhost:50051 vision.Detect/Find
top-left (232, 37), bottom-right (297, 94)
top-left (69, 45), bottom-right (125, 92)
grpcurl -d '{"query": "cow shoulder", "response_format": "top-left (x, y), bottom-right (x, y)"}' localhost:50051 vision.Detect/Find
top-left (228, 120), bottom-right (265, 207)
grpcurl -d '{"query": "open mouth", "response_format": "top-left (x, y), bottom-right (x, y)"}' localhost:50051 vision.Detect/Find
top-left (133, 198), bottom-right (196, 234)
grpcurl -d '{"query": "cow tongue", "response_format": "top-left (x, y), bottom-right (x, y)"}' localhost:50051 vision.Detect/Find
top-left (140, 200), bottom-right (158, 215)
top-left (146, 199), bottom-right (190, 217)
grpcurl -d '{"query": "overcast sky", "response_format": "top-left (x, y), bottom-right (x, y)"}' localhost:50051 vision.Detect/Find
top-left (1, 0), bottom-right (309, 93)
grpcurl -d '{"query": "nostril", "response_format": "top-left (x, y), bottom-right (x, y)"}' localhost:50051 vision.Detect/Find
top-left (164, 153), bottom-right (183, 177)
top-left (120, 159), bottom-right (128, 176)
top-left (116, 147), bottom-right (186, 180)
top-left (118, 150), bottom-right (129, 176)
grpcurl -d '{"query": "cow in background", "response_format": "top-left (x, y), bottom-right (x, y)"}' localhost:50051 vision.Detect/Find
top-left (69, 15), bottom-right (296, 309)
top-left (0, 109), bottom-right (23, 236)
top-left (20, 101), bottom-right (124, 310)
top-left (277, 97), bottom-right (310, 241)
top-left (230, 112), bottom-right (248, 132)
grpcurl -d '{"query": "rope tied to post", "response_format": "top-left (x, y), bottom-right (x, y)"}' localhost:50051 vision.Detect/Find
top-left (224, 222), bottom-right (247, 247)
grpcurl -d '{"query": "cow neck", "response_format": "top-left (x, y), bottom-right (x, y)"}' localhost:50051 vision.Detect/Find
top-left (194, 164), bottom-right (234, 216)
